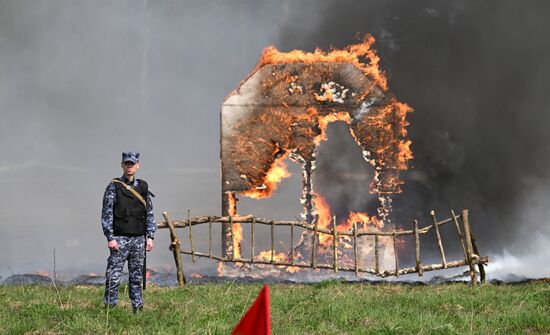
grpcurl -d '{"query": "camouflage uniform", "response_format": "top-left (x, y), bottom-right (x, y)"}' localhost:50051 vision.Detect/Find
top-left (101, 152), bottom-right (156, 310)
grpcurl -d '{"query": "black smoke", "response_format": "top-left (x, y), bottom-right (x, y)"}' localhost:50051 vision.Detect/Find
top-left (275, 0), bottom-right (550, 261)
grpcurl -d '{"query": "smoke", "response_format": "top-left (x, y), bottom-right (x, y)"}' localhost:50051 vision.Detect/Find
top-left (1, 0), bottom-right (549, 279)
top-left (273, 0), bottom-right (550, 276)
top-left (0, 0), bottom-right (286, 277)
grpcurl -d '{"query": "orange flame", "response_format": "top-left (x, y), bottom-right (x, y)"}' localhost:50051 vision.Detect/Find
top-left (227, 192), bottom-right (243, 260)
top-left (242, 154), bottom-right (292, 199)
top-left (220, 36), bottom-right (412, 277)
top-left (256, 250), bottom-right (300, 273)
top-left (312, 193), bottom-right (333, 246)
top-left (312, 193), bottom-right (384, 248)
top-left (347, 211), bottom-right (384, 230)
top-left (257, 35), bottom-right (387, 90)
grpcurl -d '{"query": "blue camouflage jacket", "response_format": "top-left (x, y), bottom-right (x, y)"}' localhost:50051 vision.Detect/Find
top-left (101, 175), bottom-right (156, 241)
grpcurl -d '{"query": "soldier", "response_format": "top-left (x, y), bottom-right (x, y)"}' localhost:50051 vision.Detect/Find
top-left (101, 151), bottom-right (156, 312)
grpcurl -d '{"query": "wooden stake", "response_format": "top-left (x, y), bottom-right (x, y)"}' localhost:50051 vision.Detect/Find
top-left (353, 223), bottom-right (358, 276)
top-left (332, 216), bottom-right (338, 273)
top-left (430, 210), bottom-right (447, 268)
top-left (290, 221), bottom-right (295, 266)
top-left (162, 212), bottom-right (186, 287)
top-left (462, 209), bottom-right (477, 287)
top-left (451, 210), bottom-right (468, 262)
top-left (311, 218), bottom-right (318, 269)
top-left (271, 220), bottom-right (275, 264)
top-left (414, 220), bottom-right (423, 277)
top-left (208, 219), bottom-right (212, 259)
top-left (393, 232), bottom-right (399, 278)
top-left (470, 230), bottom-right (486, 284)
top-left (187, 209), bottom-right (195, 263)
top-left (251, 217), bottom-right (255, 262)
top-left (374, 234), bottom-right (380, 275)
top-left (229, 215), bottom-right (235, 261)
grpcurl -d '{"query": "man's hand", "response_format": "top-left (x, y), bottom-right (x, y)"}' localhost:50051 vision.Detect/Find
top-left (146, 238), bottom-right (154, 252)
top-left (108, 239), bottom-right (119, 251)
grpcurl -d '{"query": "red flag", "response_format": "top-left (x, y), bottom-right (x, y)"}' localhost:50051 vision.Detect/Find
top-left (232, 285), bottom-right (271, 335)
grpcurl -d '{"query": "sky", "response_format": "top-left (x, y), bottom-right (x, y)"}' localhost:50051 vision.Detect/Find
top-left (1, 0), bottom-right (549, 279)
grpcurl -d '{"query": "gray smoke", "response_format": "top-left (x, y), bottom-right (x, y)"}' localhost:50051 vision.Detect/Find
top-left (1, 0), bottom-right (549, 279)
top-left (0, 0), bottom-right (288, 277)
top-left (274, 0), bottom-right (550, 274)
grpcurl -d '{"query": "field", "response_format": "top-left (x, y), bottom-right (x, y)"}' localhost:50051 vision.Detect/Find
top-left (0, 280), bottom-right (549, 334)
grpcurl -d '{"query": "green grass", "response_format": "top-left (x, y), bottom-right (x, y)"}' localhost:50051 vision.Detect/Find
top-left (0, 280), bottom-right (549, 334)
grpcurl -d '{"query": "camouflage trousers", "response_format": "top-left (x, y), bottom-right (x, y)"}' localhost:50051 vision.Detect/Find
top-left (104, 235), bottom-right (145, 309)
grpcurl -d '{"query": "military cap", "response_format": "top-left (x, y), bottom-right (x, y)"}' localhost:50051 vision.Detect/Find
top-left (122, 151), bottom-right (140, 163)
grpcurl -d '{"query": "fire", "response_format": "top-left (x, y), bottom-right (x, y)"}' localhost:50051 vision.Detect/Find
top-left (228, 192), bottom-right (237, 216)
top-left (315, 111), bottom-right (351, 145)
top-left (228, 192), bottom-right (243, 260)
top-left (312, 193), bottom-right (333, 245)
top-left (257, 35), bottom-right (387, 90)
top-left (312, 193), bottom-right (383, 248)
top-left (220, 35), bottom-right (413, 278)
top-left (256, 250), bottom-right (300, 273)
top-left (242, 153), bottom-right (292, 199)
top-left (347, 211), bottom-right (384, 230)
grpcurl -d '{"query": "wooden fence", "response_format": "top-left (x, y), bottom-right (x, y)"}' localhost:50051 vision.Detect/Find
top-left (157, 209), bottom-right (488, 287)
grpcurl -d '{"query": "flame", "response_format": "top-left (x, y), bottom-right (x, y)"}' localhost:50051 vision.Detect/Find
top-left (257, 35), bottom-right (387, 90)
top-left (347, 211), bottom-right (384, 230)
top-left (256, 250), bottom-right (300, 273)
top-left (242, 153), bottom-right (292, 199)
top-left (228, 192), bottom-right (237, 216)
top-left (312, 193), bottom-right (333, 245)
top-left (312, 193), bottom-right (383, 248)
top-left (315, 111), bottom-right (351, 145)
top-left (227, 192), bottom-right (243, 260)
top-left (220, 36), bottom-right (412, 278)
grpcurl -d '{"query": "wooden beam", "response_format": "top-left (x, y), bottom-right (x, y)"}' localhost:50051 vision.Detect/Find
top-left (430, 210), bottom-right (447, 268)
top-left (414, 220), bottom-right (423, 277)
top-left (162, 212), bottom-right (186, 287)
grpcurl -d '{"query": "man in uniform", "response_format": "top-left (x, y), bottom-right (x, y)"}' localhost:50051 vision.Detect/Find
top-left (101, 151), bottom-right (156, 312)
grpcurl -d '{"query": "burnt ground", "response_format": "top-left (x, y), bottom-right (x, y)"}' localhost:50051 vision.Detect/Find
top-left (1, 271), bottom-right (548, 287)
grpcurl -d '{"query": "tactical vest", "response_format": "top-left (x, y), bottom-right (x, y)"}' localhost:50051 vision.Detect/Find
top-left (112, 178), bottom-right (148, 236)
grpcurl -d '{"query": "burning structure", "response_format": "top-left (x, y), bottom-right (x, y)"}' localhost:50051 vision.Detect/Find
top-left (157, 37), bottom-right (487, 283)
top-left (220, 36), bottom-right (412, 263)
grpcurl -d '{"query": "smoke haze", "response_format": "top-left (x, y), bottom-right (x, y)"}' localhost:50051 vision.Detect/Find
top-left (275, 0), bottom-right (550, 276)
top-left (1, 0), bottom-right (549, 279)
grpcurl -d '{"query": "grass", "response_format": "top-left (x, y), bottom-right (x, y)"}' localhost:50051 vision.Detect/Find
top-left (0, 280), bottom-right (549, 334)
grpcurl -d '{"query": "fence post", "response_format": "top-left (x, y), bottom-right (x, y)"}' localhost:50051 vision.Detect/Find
top-left (230, 215), bottom-right (235, 261)
top-left (208, 218), bottom-right (212, 259)
top-left (393, 232), bottom-right (399, 277)
top-left (251, 217), bottom-right (255, 262)
top-left (451, 210), bottom-right (468, 262)
top-left (270, 221), bottom-right (275, 264)
top-left (374, 234), bottom-right (380, 276)
top-left (187, 209), bottom-right (195, 263)
top-left (162, 212), bottom-right (186, 287)
top-left (470, 230), bottom-right (486, 284)
top-left (332, 216), bottom-right (338, 273)
top-left (414, 220), bottom-right (423, 277)
top-left (462, 209), bottom-right (478, 287)
top-left (430, 210), bottom-right (447, 268)
top-left (353, 223), bottom-right (358, 276)
top-left (311, 218), bottom-right (318, 269)
top-left (290, 221), bottom-right (295, 266)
